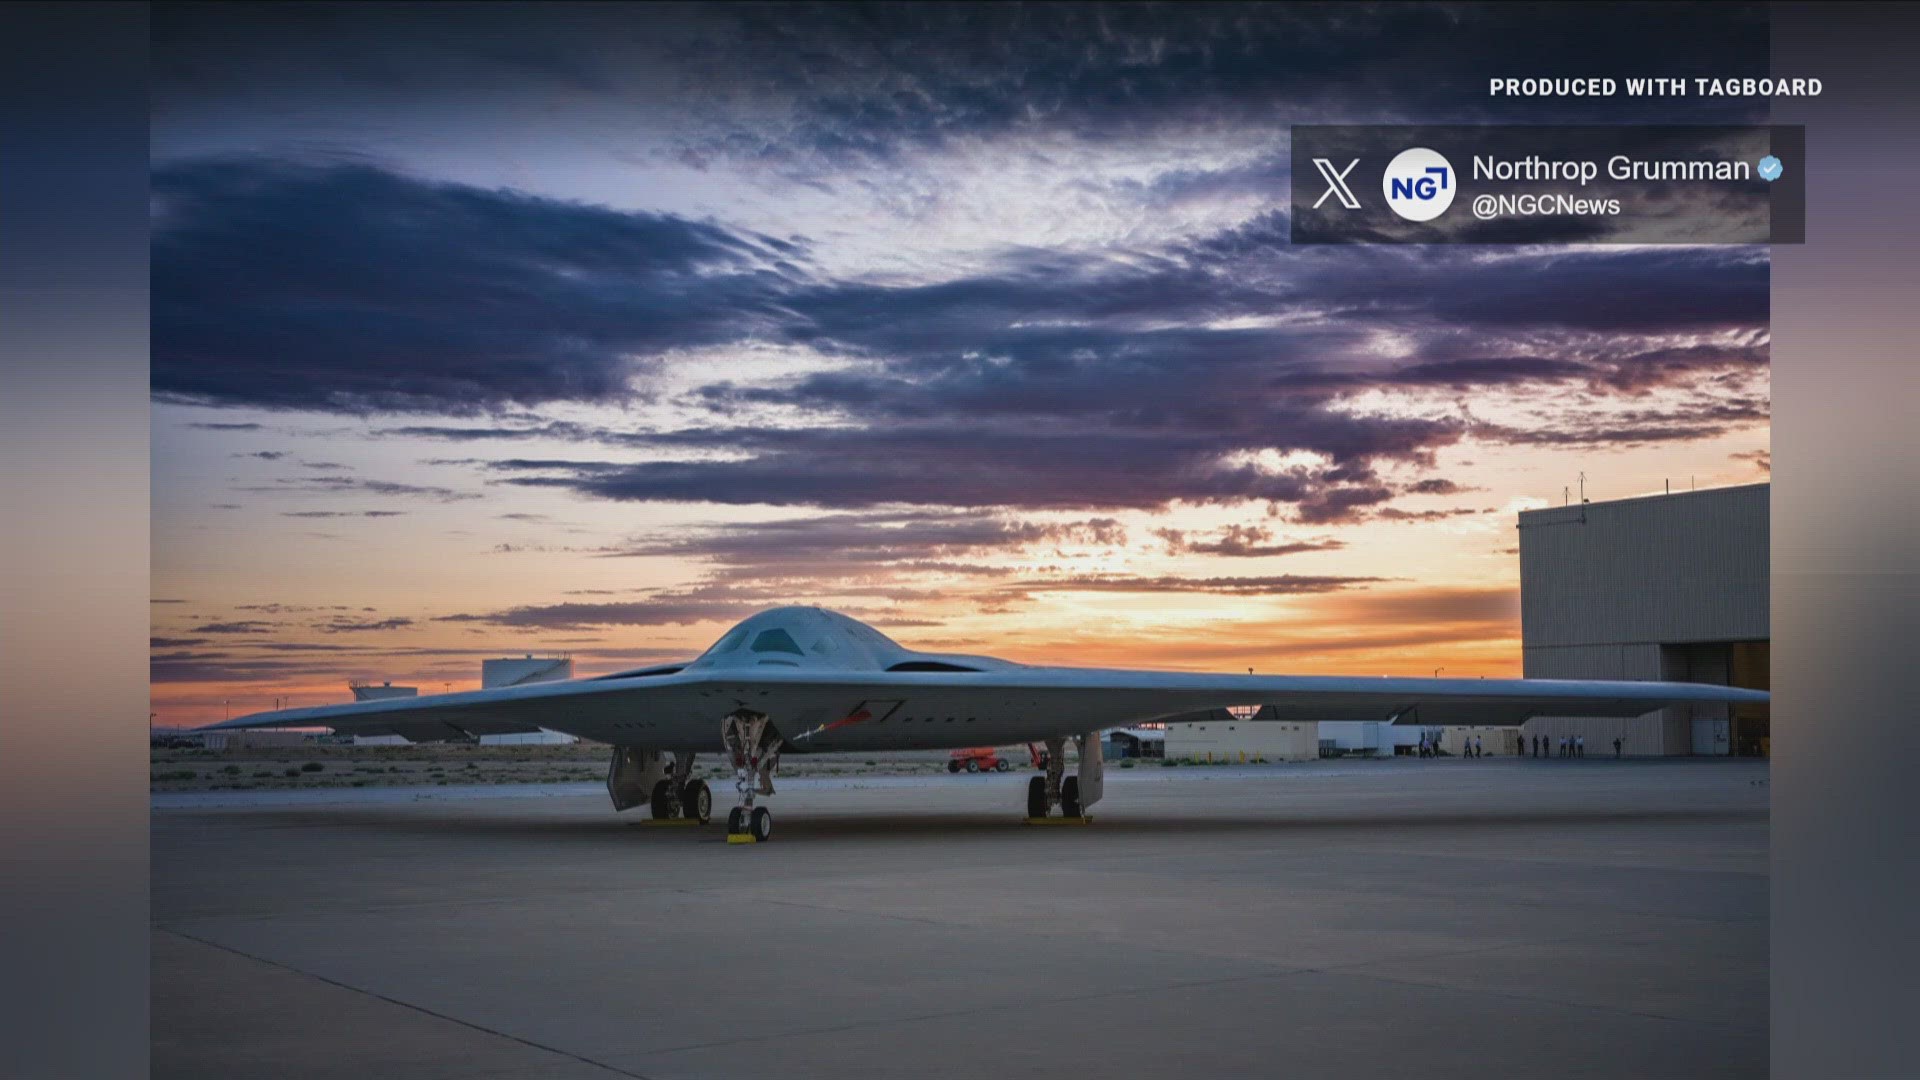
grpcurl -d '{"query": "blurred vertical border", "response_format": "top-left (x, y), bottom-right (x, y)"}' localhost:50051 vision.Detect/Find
top-left (1771, 3), bottom-right (1920, 1076)
top-left (0, 3), bottom-right (150, 1077)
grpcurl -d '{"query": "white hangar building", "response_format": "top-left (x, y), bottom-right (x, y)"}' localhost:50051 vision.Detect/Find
top-left (1518, 483), bottom-right (1770, 757)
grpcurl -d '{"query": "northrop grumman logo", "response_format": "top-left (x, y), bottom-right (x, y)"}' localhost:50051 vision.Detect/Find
top-left (1382, 147), bottom-right (1455, 221)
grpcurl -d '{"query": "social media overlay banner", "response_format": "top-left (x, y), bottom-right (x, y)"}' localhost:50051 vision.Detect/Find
top-left (1291, 126), bottom-right (1804, 244)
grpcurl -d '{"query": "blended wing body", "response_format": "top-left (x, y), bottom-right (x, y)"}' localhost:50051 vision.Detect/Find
top-left (204, 606), bottom-right (1768, 752)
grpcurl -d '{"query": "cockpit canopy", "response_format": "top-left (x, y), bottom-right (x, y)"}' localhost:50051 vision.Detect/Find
top-left (685, 607), bottom-right (907, 670)
top-left (682, 607), bottom-right (1013, 673)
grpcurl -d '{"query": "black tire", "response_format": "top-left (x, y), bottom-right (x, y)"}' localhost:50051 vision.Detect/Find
top-left (650, 779), bottom-right (678, 820)
top-left (947, 760), bottom-right (961, 773)
top-left (995, 760), bottom-right (1010, 772)
top-left (1061, 776), bottom-right (1082, 818)
top-left (679, 778), bottom-right (711, 823)
top-left (1026, 775), bottom-right (1048, 818)
top-left (965, 760), bottom-right (980, 773)
top-left (749, 806), bottom-right (773, 842)
top-left (727, 806), bottom-right (746, 834)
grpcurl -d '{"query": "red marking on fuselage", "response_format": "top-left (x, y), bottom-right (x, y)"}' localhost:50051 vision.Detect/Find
top-left (818, 708), bottom-right (872, 733)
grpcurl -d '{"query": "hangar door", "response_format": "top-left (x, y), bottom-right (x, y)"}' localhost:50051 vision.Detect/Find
top-left (1666, 641), bottom-right (1770, 757)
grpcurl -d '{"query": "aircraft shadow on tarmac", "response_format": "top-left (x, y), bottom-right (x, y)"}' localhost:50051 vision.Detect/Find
top-left (245, 805), bottom-right (1765, 844)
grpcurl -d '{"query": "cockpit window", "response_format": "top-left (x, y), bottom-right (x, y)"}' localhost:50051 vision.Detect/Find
top-left (750, 628), bottom-right (805, 655)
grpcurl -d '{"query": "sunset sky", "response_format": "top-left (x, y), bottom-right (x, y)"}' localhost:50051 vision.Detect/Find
top-left (150, 3), bottom-right (1772, 725)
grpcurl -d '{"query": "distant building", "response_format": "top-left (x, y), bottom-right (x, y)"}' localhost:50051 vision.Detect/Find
top-left (1103, 727), bottom-right (1166, 760)
top-left (350, 682), bottom-right (418, 746)
top-left (1163, 706), bottom-right (1318, 763)
top-left (1438, 727), bottom-right (1523, 756)
top-left (350, 681), bottom-right (419, 702)
top-left (202, 730), bottom-right (307, 750)
top-left (481, 655), bottom-right (572, 689)
top-left (479, 655), bottom-right (577, 745)
top-left (1317, 721), bottom-right (1420, 758)
top-left (1519, 483), bottom-right (1769, 756)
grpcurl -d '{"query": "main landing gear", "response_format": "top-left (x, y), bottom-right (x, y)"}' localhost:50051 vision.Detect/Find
top-left (649, 751), bottom-right (711, 823)
top-left (607, 747), bottom-right (708, 825)
top-left (1025, 732), bottom-right (1103, 824)
top-left (722, 710), bottom-right (781, 843)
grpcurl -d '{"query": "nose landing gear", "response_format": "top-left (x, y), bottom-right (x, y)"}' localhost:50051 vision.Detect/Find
top-left (722, 710), bottom-right (782, 843)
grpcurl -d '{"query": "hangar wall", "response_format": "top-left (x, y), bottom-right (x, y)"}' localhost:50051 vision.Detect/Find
top-left (1164, 719), bottom-right (1317, 763)
top-left (1518, 483), bottom-right (1769, 756)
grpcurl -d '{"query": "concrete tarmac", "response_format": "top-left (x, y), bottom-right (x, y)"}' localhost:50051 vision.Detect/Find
top-left (153, 758), bottom-right (1767, 1079)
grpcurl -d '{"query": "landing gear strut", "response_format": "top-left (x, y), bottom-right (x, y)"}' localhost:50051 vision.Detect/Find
top-left (1025, 733), bottom-right (1103, 821)
top-left (722, 710), bottom-right (781, 842)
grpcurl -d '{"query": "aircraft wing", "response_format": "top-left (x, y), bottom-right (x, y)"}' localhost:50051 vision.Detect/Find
top-left (200, 666), bottom-right (1767, 749)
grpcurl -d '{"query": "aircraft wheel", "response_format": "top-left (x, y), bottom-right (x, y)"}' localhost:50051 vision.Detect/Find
top-left (1026, 775), bottom-right (1048, 818)
top-left (749, 806), bottom-right (773, 842)
top-left (650, 779), bottom-right (678, 820)
top-left (679, 778), bottom-right (711, 823)
top-left (1061, 776), bottom-right (1082, 818)
top-left (995, 760), bottom-right (1010, 772)
top-left (965, 760), bottom-right (980, 773)
top-left (727, 806), bottom-right (746, 834)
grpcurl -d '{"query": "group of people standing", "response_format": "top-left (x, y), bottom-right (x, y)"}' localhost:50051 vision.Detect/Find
top-left (1415, 733), bottom-right (1491, 758)
top-left (1526, 734), bottom-right (1624, 758)
top-left (1413, 732), bottom-right (1628, 759)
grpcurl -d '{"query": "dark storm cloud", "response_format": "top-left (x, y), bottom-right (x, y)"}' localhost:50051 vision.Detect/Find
top-left (281, 510), bottom-right (407, 518)
top-left (437, 598), bottom-right (768, 631)
top-left (386, 218), bottom-right (1802, 515)
top-left (1418, 252), bottom-right (1769, 335)
top-left (315, 616), bottom-right (415, 633)
top-left (157, 3), bottom-right (1769, 163)
top-left (373, 206), bottom-right (1766, 514)
top-left (158, 159), bottom-right (1768, 421)
top-left (189, 620), bottom-right (276, 634)
top-left (609, 511), bottom-right (1128, 577)
top-left (154, 6), bottom-right (1768, 522)
top-left (152, 160), bottom-right (807, 414)
top-left (999, 573), bottom-right (1380, 597)
top-left (1156, 526), bottom-right (1344, 559)
top-left (492, 429), bottom-right (1445, 513)
top-left (242, 472), bottom-right (482, 502)
top-left (1373, 506), bottom-right (1488, 522)
top-left (436, 567), bottom-right (1382, 632)
top-left (1472, 396), bottom-right (1772, 448)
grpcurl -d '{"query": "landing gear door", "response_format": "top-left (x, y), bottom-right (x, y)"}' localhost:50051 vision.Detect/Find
top-left (607, 747), bottom-right (668, 812)
top-left (1074, 732), bottom-right (1105, 810)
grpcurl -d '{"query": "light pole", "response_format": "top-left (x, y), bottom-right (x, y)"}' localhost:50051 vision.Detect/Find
top-left (1433, 667), bottom-right (1444, 679)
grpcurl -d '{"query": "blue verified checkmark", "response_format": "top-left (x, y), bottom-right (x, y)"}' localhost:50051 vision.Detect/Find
top-left (1757, 155), bottom-right (1784, 182)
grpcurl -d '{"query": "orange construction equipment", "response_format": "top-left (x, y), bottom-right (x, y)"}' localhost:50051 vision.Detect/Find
top-left (946, 744), bottom-right (1048, 774)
